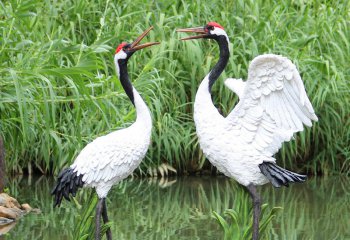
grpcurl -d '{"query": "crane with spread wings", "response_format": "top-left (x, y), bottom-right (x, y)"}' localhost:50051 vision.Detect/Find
top-left (178, 22), bottom-right (318, 240)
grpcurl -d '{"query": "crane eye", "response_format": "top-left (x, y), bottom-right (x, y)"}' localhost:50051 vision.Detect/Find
top-left (123, 44), bottom-right (131, 51)
top-left (208, 26), bottom-right (214, 31)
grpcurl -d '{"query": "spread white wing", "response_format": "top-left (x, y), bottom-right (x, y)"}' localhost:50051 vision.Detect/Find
top-left (225, 54), bottom-right (318, 155)
top-left (224, 78), bottom-right (246, 99)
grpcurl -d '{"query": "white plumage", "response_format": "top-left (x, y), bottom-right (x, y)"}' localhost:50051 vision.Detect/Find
top-left (71, 88), bottom-right (151, 198)
top-left (178, 21), bottom-right (318, 240)
top-left (52, 27), bottom-right (159, 240)
top-left (195, 54), bottom-right (317, 186)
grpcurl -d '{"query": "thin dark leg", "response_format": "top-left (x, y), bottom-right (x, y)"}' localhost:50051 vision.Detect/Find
top-left (95, 198), bottom-right (103, 240)
top-left (246, 184), bottom-right (261, 240)
top-left (102, 198), bottom-right (112, 240)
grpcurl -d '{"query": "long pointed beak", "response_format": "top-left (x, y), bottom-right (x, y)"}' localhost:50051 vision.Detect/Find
top-left (176, 27), bottom-right (207, 40)
top-left (131, 42), bottom-right (160, 51)
top-left (129, 26), bottom-right (160, 51)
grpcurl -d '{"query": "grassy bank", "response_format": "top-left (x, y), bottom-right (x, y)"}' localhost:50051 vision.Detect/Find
top-left (0, 0), bottom-right (349, 175)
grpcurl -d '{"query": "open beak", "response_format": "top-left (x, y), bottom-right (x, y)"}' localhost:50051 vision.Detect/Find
top-left (176, 27), bottom-right (207, 40)
top-left (129, 26), bottom-right (160, 51)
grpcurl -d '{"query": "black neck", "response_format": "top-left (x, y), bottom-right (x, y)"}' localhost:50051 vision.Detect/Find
top-left (118, 59), bottom-right (135, 106)
top-left (208, 36), bottom-right (230, 92)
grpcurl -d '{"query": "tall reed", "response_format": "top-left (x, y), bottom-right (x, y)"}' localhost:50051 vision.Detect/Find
top-left (0, 0), bottom-right (349, 175)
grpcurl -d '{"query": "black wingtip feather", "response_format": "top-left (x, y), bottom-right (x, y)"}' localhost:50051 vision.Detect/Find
top-left (51, 168), bottom-right (84, 207)
top-left (259, 162), bottom-right (307, 188)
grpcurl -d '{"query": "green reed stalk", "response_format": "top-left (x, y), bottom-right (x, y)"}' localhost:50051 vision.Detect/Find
top-left (0, 0), bottom-right (349, 175)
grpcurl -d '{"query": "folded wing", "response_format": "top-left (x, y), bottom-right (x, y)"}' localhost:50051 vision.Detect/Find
top-left (71, 133), bottom-right (140, 184)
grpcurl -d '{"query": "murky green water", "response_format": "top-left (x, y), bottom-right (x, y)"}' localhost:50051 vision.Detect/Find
top-left (1, 176), bottom-right (349, 239)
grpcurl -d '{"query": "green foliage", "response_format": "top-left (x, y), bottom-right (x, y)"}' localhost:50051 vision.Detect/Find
top-left (73, 192), bottom-right (97, 240)
top-left (213, 204), bottom-right (282, 240)
top-left (0, 0), bottom-right (349, 175)
top-left (72, 193), bottom-right (114, 240)
top-left (5, 176), bottom-right (350, 239)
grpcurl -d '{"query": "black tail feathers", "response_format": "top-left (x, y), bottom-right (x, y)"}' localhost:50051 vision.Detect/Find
top-left (259, 162), bottom-right (307, 188)
top-left (51, 168), bottom-right (84, 207)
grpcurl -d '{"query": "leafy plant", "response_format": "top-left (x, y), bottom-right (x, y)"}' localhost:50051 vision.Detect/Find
top-left (213, 204), bottom-right (282, 240)
top-left (73, 192), bottom-right (97, 240)
top-left (0, 0), bottom-right (349, 176)
top-left (4, 176), bottom-right (350, 239)
top-left (73, 193), bottom-right (114, 240)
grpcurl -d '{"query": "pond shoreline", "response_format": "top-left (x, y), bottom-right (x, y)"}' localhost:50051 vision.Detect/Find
top-left (3, 175), bottom-right (350, 239)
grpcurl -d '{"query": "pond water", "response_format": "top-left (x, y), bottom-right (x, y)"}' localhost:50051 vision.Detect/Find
top-left (1, 176), bottom-right (349, 239)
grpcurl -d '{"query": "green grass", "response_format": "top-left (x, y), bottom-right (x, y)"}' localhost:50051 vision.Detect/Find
top-left (0, 0), bottom-right (349, 175)
top-left (213, 205), bottom-right (282, 240)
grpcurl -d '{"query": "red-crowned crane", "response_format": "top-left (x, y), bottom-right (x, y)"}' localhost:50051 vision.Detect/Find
top-left (51, 27), bottom-right (159, 240)
top-left (177, 22), bottom-right (318, 240)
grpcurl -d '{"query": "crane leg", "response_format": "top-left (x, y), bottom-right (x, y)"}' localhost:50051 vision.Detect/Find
top-left (246, 184), bottom-right (261, 240)
top-left (102, 198), bottom-right (112, 240)
top-left (95, 198), bottom-right (103, 240)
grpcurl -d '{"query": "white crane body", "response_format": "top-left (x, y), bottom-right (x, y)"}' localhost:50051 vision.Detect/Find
top-left (194, 54), bottom-right (318, 187)
top-left (177, 22), bottom-right (318, 240)
top-left (71, 88), bottom-right (151, 198)
top-left (52, 27), bottom-right (159, 240)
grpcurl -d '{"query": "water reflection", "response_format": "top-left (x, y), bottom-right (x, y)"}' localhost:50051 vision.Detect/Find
top-left (2, 176), bottom-right (349, 239)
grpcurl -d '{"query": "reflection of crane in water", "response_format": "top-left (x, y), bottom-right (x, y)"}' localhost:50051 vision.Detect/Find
top-left (177, 22), bottom-right (318, 240)
top-left (51, 27), bottom-right (159, 240)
